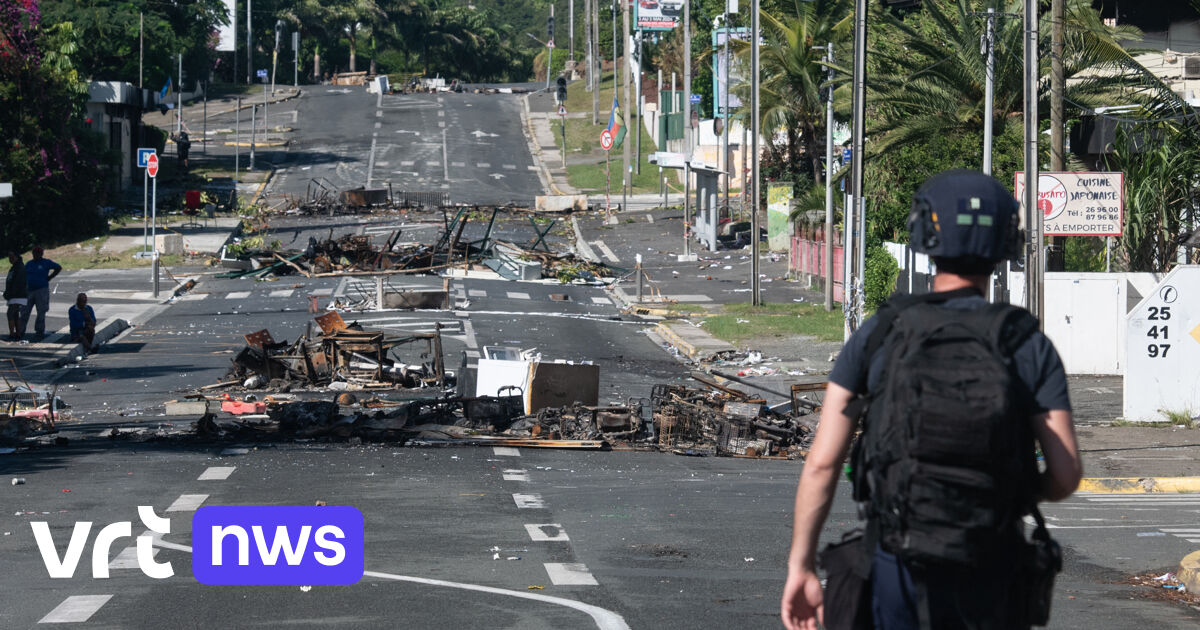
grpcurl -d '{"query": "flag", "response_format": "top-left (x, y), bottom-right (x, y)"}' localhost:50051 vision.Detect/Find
top-left (605, 97), bottom-right (627, 150)
top-left (159, 77), bottom-right (172, 102)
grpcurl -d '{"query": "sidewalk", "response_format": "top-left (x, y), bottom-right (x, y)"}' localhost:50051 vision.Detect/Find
top-left (522, 95), bottom-right (575, 195)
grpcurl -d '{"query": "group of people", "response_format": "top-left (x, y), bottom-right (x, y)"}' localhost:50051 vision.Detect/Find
top-left (4, 249), bottom-right (98, 352)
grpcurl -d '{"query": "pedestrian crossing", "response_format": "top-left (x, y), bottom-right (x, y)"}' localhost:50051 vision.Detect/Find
top-left (1069, 494), bottom-right (1200, 542)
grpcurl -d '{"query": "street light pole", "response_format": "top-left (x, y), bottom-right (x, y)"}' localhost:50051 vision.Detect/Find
top-left (848, 0), bottom-right (867, 330)
top-left (983, 8), bottom-right (995, 175)
top-left (821, 43), bottom-right (834, 312)
top-left (1023, 0), bottom-right (1042, 322)
top-left (722, 12), bottom-right (731, 217)
top-left (750, 0), bottom-right (760, 306)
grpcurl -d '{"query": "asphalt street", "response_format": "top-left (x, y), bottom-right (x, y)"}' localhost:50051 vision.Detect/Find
top-left (270, 88), bottom-right (544, 206)
top-left (2, 86), bottom-right (1198, 629)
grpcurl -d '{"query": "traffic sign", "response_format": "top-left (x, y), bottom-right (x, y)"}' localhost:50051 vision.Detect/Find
top-left (841, 148), bottom-right (852, 164)
top-left (146, 153), bottom-right (159, 178)
top-left (547, 40), bottom-right (555, 49)
top-left (600, 129), bottom-right (614, 151)
top-left (137, 148), bottom-right (157, 168)
top-left (558, 105), bottom-right (567, 116)
top-left (0, 183), bottom-right (11, 198)
top-left (689, 94), bottom-right (701, 104)
top-left (1124, 266), bottom-right (1200, 421)
top-left (256, 69), bottom-right (268, 79)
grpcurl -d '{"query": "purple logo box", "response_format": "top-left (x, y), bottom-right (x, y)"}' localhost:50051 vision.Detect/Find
top-left (192, 506), bottom-right (364, 585)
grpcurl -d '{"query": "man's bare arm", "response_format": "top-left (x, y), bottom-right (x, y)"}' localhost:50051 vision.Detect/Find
top-left (1032, 409), bottom-right (1081, 502)
top-left (788, 383), bottom-right (858, 571)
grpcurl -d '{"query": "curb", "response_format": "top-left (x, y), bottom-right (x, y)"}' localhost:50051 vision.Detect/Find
top-left (570, 216), bottom-right (601, 263)
top-left (54, 318), bottom-right (130, 366)
top-left (654, 322), bottom-right (697, 358)
top-left (521, 94), bottom-right (559, 196)
top-left (249, 168), bottom-right (275, 207)
top-left (1179, 550), bottom-right (1200, 595)
top-left (1077, 477), bottom-right (1200, 493)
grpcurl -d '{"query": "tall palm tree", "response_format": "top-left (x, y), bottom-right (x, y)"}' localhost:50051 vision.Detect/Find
top-left (868, 0), bottom-right (1185, 154)
top-left (734, 0), bottom-right (852, 186)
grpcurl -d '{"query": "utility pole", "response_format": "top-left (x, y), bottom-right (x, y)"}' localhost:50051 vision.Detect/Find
top-left (570, 0), bottom-right (575, 61)
top-left (821, 43), bottom-right (834, 312)
top-left (636, 30), bottom-right (642, 175)
top-left (177, 54), bottom-right (183, 136)
top-left (246, 0), bottom-right (252, 84)
top-left (1048, 0), bottom-right (1065, 272)
top-left (983, 8), bottom-right (996, 175)
top-left (1023, 0), bottom-right (1042, 322)
top-left (750, 0), bottom-right (760, 306)
top-left (547, 5), bottom-right (555, 91)
top-left (612, 0), bottom-right (618, 103)
top-left (722, 10), bottom-right (732, 217)
top-left (848, 0), bottom-right (867, 330)
top-left (294, 32), bottom-right (300, 87)
top-left (683, 0), bottom-right (692, 161)
top-left (593, 0), bottom-right (600, 124)
top-left (139, 13), bottom-right (143, 90)
top-left (585, 0), bottom-right (592, 91)
top-left (622, 0), bottom-right (631, 202)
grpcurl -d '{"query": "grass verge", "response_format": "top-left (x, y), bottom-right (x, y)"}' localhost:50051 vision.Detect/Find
top-left (699, 302), bottom-right (844, 344)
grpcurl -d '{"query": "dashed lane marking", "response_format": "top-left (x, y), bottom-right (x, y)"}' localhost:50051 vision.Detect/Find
top-left (268, 289), bottom-right (294, 298)
top-left (503, 164), bottom-right (516, 170)
top-left (590, 240), bottom-right (619, 263)
top-left (109, 546), bottom-right (159, 569)
top-left (503, 469), bottom-right (529, 481)
top-left (506, 292), bottom-right (531, 300)
top-left (310, 288), bottom-right (333, 297)
top-left (646, 214), bottom-right (654, 223)
top-left (226, 291), bottom-right (251, 299)
top-left (591, 296), bottom-right (611, 305)
top-left (219, 447), bottom-right (249, 455)
top-left (544, 563), bottom-right (599, 586)
top-left (465, 349), bottom-right (481, 358)
top-left (513, 493), bottom-right (545, 508)
top-left (468, 289), bottom-right (487, 297)
top-left (525, 524), bottom-right (570, 542)
top-left (198, 466), bottom-right (236, 481)
top-left (493, 446), bottom-right (520, 456)
top-left (165, 494), bottom-right (208, 512)
top-left (477, 162), bottom-right (491, 168)
top-left (39, 595), bottom-right (113, 623)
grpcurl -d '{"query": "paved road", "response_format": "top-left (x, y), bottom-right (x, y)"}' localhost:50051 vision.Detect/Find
top-left (5, 444), bottom-right (1200, 628)
top-left (270, 88), bottom-right (544, 207)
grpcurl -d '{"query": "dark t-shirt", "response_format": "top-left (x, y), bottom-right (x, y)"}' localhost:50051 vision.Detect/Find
top-left (829, 294), bottom-right (1072, 413)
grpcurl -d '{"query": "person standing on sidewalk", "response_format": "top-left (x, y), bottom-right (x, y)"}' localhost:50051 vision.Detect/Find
top-left (5, 252), bottom-right (28, 341)
top-left (781, 170), bottom-right (1082, 630)
top-left (20, 246), bottom-right (62, 340)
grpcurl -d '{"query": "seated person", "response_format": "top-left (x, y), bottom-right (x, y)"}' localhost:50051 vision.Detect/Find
top-left (68, 293), bottom-right (97, 352)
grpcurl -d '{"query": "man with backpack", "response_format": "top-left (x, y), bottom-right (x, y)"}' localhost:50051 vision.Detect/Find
top-left (781, 170), bottom-right (1082, 630)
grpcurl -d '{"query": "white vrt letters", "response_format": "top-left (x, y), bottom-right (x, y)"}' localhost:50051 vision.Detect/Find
top-left (31, 521), bottom-right (92, 578)
top-left (314, 525), bottom-right (346, 566)
top-left (32, 506), bottom-right (175, 579)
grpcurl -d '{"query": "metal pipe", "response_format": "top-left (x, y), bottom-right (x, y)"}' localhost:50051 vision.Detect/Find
top-left (849, 0), bottom-right (867, 327)
top-left (823, 43), bottom-right (834, 311)
top-left (1023, 0), bottom-right (1042, 322)
top-left (983, 8), bottom-right (995, 175)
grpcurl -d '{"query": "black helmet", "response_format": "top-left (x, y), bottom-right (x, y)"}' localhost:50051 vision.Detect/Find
top-left (907, 169), bottom-right (1021, 263)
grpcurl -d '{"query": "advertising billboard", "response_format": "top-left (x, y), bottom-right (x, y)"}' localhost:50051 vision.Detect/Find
top-left (635, 0), bottom-right (681, 31)
top-left (1014, 171), bottom-right (1124, 236)
top-left (712, 27), bottom-right (749, 118)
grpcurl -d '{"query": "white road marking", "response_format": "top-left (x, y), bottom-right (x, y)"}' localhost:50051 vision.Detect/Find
top-left (375, 110), bottom-right (382, 117)
top-left (465, 349), bottom-right (481, 358)
top-left (1160, 528), bottom-right (1200, 533)
top-left (513, 493), bottom-right (545, 508)
top-left (198, 466), bottom-right (236, 481)
top-left (493, 446), bottom-right (520, 456)
top-left (166, 494), bottom-right (208, 512)
top-left (503, 469), bottom-right (529, 481)
top-left (528, 165), bottom-right (539, 171)
top-left (109, 545), bottom-right (158, 569)
top-left (310, 288), bottom-right (333, 297)
top-left (439, 121), bottom-right (445, 128)
top-left (590, 240), bottom-right (619, 263)
top-left (226, 291), bottom-right (251, 299)
top-left (438, 109), bottom-right (445, 117)
top-left (468, 289), bottom-right (487, 297)
top-left (477, 162), bottom-right (491, 168)
top-left (646, 214), bottom-right (655, 223)
top-left (506, 292), bottom-right (531, 300)
top-left (544, 563), bottom-right (599, 586)
top-left (426, 161), bottom-right (441, 167)
top-left (268, 289), bottom-right (294, 298)
top-left (525, 524), bottom-right (570, 542)
top-left (401, 160), bottom-right (415, 167)
top-left (462, 319), bottom-right (478, 349)
top-left (366, 135), bottom-right (378, 186)
top-left (375, 121), bottom-right (381, 129)
top-left (39, 595), bottom-right (113, 623)
top-left (503, 164), bottom-right (516, 170)
top-left (452, 161), bottom-right (466, 167)
top-left (363, 571), bottom-right (629, 630)
top-left (591, 296), bottom-right (611, 305)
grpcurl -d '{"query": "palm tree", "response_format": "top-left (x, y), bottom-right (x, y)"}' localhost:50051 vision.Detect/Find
top-left (868, 0), bottom-right (1185, 155)
top-left (734, 0), bottom-right (852, 186)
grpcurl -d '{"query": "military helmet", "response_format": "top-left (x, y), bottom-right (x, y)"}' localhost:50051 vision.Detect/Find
top-left (907, 169), bottom-right (1022, 262)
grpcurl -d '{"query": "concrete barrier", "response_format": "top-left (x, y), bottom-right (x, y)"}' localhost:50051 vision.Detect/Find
top-left (535, 195), bottom-right (588, 212)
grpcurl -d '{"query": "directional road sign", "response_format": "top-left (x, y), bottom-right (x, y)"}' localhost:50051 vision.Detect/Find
top-left (137, 148), bottom-right (157, 168)
top-left (146, 153), bottom-right (160, 178)
top-left (257, 69), bottom-right (268, 79)
top-left (600, 129), bottom-right (614, 151)
top-left (689, 94), bottom-right (702, 104)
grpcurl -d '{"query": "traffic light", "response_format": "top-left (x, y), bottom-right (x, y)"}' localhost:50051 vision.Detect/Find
top-left (547, 16), bottom-right (555, 41)
top-left (556, 77), bottom-right (567, 103)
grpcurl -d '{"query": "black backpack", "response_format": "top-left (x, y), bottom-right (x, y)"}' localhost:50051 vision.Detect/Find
top-left (848, 289), bottom-right (1041, 567)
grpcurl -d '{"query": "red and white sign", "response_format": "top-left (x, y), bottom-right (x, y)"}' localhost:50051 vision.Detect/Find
top-left (1015, 171), bottom-right (1123, 236)
top-left (600, 129), bottom-right (614, 151)
top-left (146, 153), bottom-right (160, 178)
top-left (558, 105), bottom-right (567, 117)
top-left (547, 40), bottom-right (555, 49)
